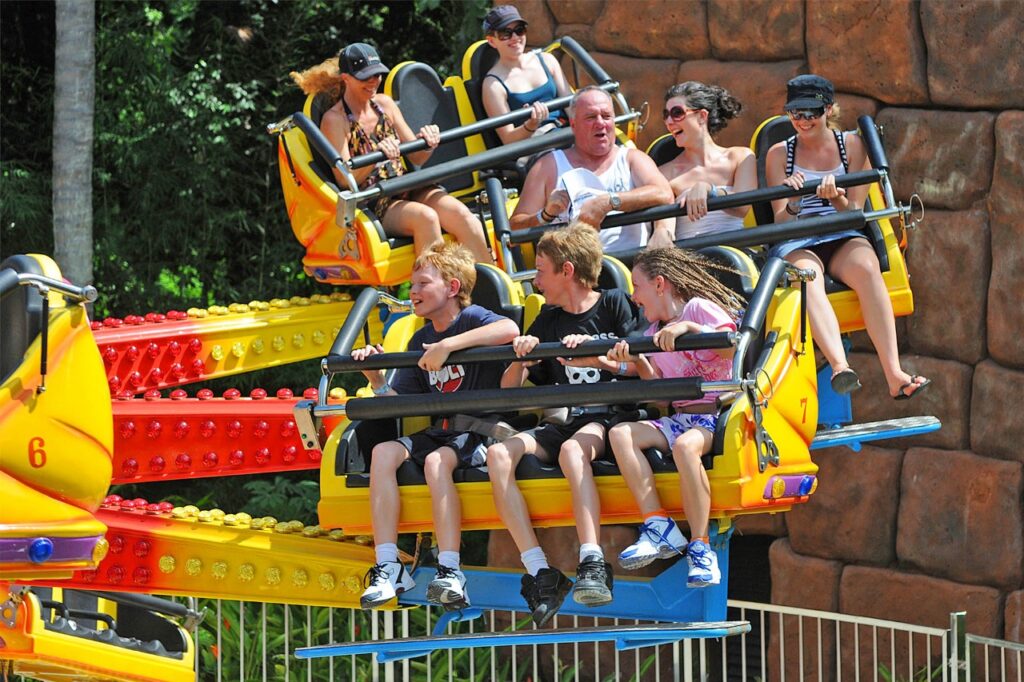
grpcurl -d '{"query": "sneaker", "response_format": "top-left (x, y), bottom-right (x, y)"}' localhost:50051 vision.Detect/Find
top-left (426, 565), bottom-right (470, 610)
top-left (520, 567), bottom-right (573, 627)
top-left (618, 517), bottom-right (688, 570)
top-left (360, 561), bottom-right (416, 609)
top-left (686, 540), bottom-right (721, 588)
top-left (572, 556), bottom-right (613, 606)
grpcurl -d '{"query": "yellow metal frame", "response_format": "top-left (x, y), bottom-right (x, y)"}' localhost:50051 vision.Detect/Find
top-left (0, 585), bottom-right (194, 682)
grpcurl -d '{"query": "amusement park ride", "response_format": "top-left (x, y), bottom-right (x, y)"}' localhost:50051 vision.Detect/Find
top-left (1, 37), bottom-right (939, 680)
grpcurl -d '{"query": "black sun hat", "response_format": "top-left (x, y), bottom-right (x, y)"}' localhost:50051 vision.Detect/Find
top-left (338, 43), bottom-right (390, 80)
top-left (482, 5), bottom-right (528, 32)
top-left (784, 74), bottom-right (835, 111)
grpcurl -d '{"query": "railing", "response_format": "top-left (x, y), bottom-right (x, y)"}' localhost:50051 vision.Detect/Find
top-left (11, 598), bottom-right (1024, 680)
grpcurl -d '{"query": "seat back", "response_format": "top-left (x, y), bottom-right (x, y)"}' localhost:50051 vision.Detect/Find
top-left (598, 255), bottom-right (632, 294)
top-left (645, 133), bottom-right (681, 168)
top-left (462, 41), bottom-right (503, 152)
top-left (305, 92), bottom-right (341, 188)
top-left (1, 255), bottom-right (46, 384)
top-left (750, 115), bottom-right (796, 225)
top-left (472, 263), bottom-right (524, 329)
top-left (386, 62), bottom-right (476, 195)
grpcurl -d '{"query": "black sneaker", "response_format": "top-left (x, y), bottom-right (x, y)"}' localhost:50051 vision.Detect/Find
top-left (572, 556), bottom-right (613, 606)
top-left (520, 567), bottom-right (573, 627)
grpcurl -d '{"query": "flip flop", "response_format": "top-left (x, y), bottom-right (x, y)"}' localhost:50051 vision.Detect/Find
top-left (894, 376), bottom-right (932, 401)
top-left (830, 367), bottom-right (862, 395)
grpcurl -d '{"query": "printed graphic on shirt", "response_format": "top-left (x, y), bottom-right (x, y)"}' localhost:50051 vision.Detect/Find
top-left (429, 364), bottom-right (466, 393)
top-left (564, 364), bottom-right (602, 384)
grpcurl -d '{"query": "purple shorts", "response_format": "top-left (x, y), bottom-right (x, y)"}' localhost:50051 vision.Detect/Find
top-left (645, 412), bottom-right (718, 448)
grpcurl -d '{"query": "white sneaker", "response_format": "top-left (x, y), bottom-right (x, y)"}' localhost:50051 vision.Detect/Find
top-left (686, 540), bottom-right (721, 587)
top-left (360, 561), bottom-right (416, 609)
top-left (618, 517), bottom-right (688, 570)
top-left (426, 565), bottom-right (470, 609)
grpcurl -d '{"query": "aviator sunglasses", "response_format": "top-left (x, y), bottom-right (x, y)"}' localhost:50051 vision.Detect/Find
top-left (788, 108), bottom-right (825, 121)
top-left (662, 105), bottom-right (700, 122)
top-left (496, 24), bottom-right (527, 40)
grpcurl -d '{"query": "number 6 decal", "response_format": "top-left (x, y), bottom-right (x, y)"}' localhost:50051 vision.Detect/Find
top-left (28, 437), bottom-right (46, 468)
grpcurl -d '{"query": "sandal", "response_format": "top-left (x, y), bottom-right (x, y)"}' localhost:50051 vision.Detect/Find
top-left (830, 367), bottom-right (862, 395)
top-left (894, 376), bottom-right (931, 401)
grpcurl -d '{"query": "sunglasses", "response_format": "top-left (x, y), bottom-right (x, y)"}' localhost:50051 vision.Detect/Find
top-left (662, 105), bottom-right (700, 122)
top-left (788, 108), bottom-right (825, 121)
top-left (495, 24), bottom-right (527, 40)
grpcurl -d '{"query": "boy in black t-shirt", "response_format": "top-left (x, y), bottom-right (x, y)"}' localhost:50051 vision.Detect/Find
top-left (487, 222), bottom-right (642, 625)
top-left (353, 243), bottom-right (519, 611)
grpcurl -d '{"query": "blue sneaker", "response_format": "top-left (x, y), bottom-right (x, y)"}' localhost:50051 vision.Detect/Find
top-left (618, 517), bottom-right (688, 570)
top-left (686, 540), bottom-right (721, 587)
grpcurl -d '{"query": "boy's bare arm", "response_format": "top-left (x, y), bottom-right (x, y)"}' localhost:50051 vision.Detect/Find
top-left (419, 319), bottom-right (520, 371)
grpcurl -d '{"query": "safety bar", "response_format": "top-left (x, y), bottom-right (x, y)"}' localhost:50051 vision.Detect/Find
top-left (348, 81), bottom-right (621, 170)
top-left (344, 112), bottom-right (639, 202)
top-left (342, 376), bottom-right (704, 421)
top-left (76, 589), bottom-right (204, 627)
top-left (325, 332), bottom-right (735, 373)
top-left (508, 169), bottom-right (882, 245)
top-left (484, 176), bottom-right (516, 269)
top-left (553, 35), bottom-right (630, 116)
top-left (287, 113), bottom-right (360, 193)
top-left (0, 269), bottom-right (98, 303)
top-left (858, 114), bottom-right (895, 208)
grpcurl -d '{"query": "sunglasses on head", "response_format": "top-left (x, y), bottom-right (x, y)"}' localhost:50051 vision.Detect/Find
top-left (662, 105), bottom-right (699, 122)
top-left (788, 108), bottom-right (825, 121)
top-left (495, 24), bottom-right (527, 40)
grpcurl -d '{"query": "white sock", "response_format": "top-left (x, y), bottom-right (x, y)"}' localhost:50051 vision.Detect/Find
top-left (375, 543), bottom-right (399, 565)
top-left (437, 550), bottom-right (460, 570)
top-left (520, 546), bottom-right (549, 576)
top-left (580, 543), bottom-right (603, 562)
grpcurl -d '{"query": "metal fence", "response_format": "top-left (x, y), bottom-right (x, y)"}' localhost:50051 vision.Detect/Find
top-left (10, 599), bottom-right (1024, 681)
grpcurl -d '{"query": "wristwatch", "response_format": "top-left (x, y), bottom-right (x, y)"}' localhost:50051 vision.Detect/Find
top-left (608, 192), bottom-right (622, 211)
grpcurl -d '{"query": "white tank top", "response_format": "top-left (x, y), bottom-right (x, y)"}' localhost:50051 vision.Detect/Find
top-left (674, 185), bottom-right (744, 239)
top-left (552, 147), bottom-right (648, 252)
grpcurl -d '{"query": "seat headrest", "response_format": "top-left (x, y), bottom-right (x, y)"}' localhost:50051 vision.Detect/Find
top-left (751, 116), bottom-right (797, 225)
top-left (645, 133), bottom-right (682, 168)
top-left (472, 263), bottom-right (523, 329)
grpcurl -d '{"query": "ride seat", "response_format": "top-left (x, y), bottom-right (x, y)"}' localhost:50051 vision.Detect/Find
top-left (386, 62), bottom-right (476, 197)
top-left (1, 255), bottom-right (46, 384)
top-left (750, 116), bottom-right (890, 288)
top-left (645, 133), bottom-right (681, 168)
top-left (299, 93), bottom-right (412, 255)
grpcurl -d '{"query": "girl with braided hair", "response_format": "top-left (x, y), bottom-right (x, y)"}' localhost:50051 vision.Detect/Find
top-left (605, 247), bottom-right (743, 586)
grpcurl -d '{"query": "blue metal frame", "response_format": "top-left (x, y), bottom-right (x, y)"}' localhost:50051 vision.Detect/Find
top-left (296, 525), bottom-right (737, 662)
top-left (296, 621), bottom-right (751, 663)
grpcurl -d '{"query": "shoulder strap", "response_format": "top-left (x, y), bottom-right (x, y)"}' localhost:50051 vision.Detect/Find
top-left (535, 51), bottom-right (553, 80)
top-left (785, 135), bottom-right (797, 177)
top-left (483, 72), bottom-right (511, 95)
top-left (834, 130), bottom-right (850, 173)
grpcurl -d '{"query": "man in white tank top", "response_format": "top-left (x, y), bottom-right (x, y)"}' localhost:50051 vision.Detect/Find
top-left (511, 87), bottom-right (674, 254)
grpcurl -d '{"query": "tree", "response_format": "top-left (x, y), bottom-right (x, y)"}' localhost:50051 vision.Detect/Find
top-left (52, 0), bottom-right (95, 285)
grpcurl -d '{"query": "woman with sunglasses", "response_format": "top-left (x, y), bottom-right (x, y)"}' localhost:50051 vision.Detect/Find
top-left (291, 43), bottom-right (493, 263)
top-left (481, 5), bottom-right (571, 144)
top-left (764, 74), bottom-right (929, 400)
top-left (649, 82), bottom-right (756, 249)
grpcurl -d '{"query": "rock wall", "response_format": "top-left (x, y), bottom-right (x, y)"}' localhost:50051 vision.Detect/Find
top-left (490, 0), bottom-right (1024, 664)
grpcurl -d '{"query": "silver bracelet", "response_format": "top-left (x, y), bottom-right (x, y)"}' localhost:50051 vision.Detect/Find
top-left (617, 361), bottom-right (629, 376)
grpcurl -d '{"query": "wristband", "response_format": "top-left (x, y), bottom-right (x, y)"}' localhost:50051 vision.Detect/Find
top-left (617, 361), bottom-right (629, 376)
top-left (538, 208), bottom-right (553, 223)
top-left (372, 382), bottom-right (391, 396)
top-left (524, 121), bottom-right (537, 133)
top-left (785, 201), bottom-right (800, 216)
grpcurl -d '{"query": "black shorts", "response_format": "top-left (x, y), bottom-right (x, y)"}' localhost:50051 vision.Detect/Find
top-left (396, 428), bottom-right (488, 468)
top-left (526, 413), bottom-right (615, 461)
top-left (808, 238), bottom-right (852, 273)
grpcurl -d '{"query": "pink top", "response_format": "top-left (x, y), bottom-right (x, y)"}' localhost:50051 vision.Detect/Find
top-left (644, 298), bottom-right (736, 409)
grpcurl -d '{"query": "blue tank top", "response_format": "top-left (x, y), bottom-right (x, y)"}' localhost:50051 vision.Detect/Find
top-left (485, 53), bottom-right (560, 124)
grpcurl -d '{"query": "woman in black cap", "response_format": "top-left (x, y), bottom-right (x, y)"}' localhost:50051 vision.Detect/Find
top-left (291, 43), bottom-right (493, 263)
top-left (765, 74), bottom-right (930, 401)
top-left (480, 5), bottom-right (570, 144)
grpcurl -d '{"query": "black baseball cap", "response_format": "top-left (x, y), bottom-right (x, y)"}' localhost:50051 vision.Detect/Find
top-left (482, 5), bottom-right (527, 32)
top-left (338, 43), bottom-right (390, 80)
top-left (784, 74), bottom-right (835, 111)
